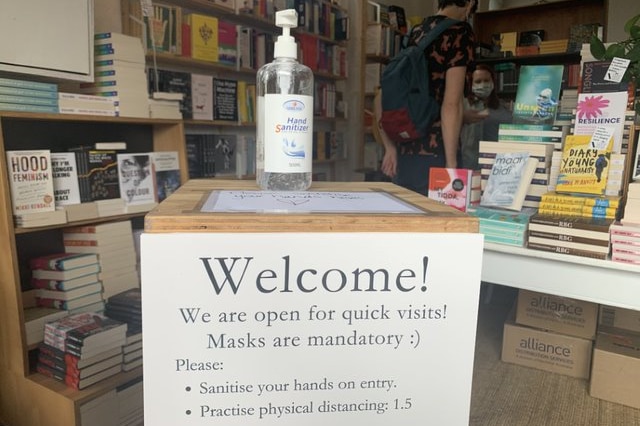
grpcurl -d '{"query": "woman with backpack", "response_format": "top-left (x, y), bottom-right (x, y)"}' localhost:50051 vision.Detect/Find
top-left (379, 0), bottom-right (477, 196)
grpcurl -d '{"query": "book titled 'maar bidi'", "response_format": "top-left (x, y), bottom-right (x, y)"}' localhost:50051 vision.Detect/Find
top-left (481, 152), bottom-right (538, 211)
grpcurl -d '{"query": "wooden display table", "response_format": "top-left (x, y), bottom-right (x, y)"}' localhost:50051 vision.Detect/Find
top-left (144, 180), bottom-right (478, 233)
top-left (141, 180), bottom-right (482, 425)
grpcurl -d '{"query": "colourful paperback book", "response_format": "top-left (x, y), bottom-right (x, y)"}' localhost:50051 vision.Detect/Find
top-left (6, 150), bottom-right (55, 215)
top-left (151, 151), bottom-right (181, 202)
top-left (428, 167), bottom-right (480, 212)
top-left (50, 152), bottom-right (81, 207)
top-left (512, 65), bottom-right (564, 125)
top-left (556, 134), bottom-right (613, 196)
top-left (480, 152), bottom-right (539, 211)
top-left (573, 91), bottom-right (628, 153)
top-left (117, 153), bottom-right (156, 205)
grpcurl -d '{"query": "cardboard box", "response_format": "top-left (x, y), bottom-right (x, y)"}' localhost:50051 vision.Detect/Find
top-left (599, 304), bottom-right (640, 334)
top-left (515, 289), bottom-right (598, 339)
top-left (589, 330), bottom-right (640, 409)
top-left (502, 319), bottom-right (593, 379)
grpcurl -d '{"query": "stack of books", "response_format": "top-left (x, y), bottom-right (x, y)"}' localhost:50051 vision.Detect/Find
top-left (106, 288), bottom-right (142, 371)
top-left (23, 307), bottom-right (69, 346)
top-left (622, 181), bottom-right (640, 226)
top-left (527, 212), bottom-right (613, 259)
top-left (58, 92), bottom-right (119, 117)
top-left (479, 140), bottom-right (554, 209)
top-left (539, 39), bottom-right (569, 54)
top-left (60, 32), bottom-right (149, 118)
top-left (498, 123), bottom-right (568, 151)
top-left (63, 221), bottom-right (140, 299)
top-left (148, 97), bottom-right (182, 119)
top-left (610, 222), bottom-right (640, 265)
top-left (37, 312), bottom-right (127, 390)
top-left (30, 253), bottom-right (104, 313)
top-left (469, 206), bottom-right (537, 247)
top-left (0, 77), bottom-right (59, 113)
top-left (538, 191), bottom-right (622, 220)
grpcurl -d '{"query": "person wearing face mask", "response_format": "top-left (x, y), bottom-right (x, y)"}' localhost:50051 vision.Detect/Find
top-left (460, 63), bottom-right (513, 170)
top-left (379, 0), bottom-right (477, 195)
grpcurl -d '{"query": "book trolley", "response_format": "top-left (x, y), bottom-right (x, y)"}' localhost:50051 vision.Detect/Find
top-left (141, 180), bottom-right (482, 425)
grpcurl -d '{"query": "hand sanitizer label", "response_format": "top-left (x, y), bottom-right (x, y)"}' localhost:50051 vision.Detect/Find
top-left (264, 93), bottom-right (313, 173)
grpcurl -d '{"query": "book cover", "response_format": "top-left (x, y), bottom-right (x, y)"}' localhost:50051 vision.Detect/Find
top-left (518, 30), bottom-right (545, 47)
top-left (428, 168), bottom-right (480, 213)
top-left (87, 150), bottom-right (120, 201)
top-left (213, 78), bottom-right (238, 122)
top-left (217, 20), bottom-right (237, 66)
top-left (117, 153), bottom-right (156, 205)
top-left (151, 151), bottom-right (181, 202)
top-left (480, 152), bottom-right (539, 211)
top-left (581, 60), bottom-right (630, 94)
top-left (29, 252), bottom-right (98, 271)
top-left (6, 150), bottom-right (55, 215)
top-left (573, 91), bottom-right (628, 153)
top-left (51, 152), bottom-right (81, 207)
top-left (188, 13), bottom-right (218, 62)
top-left (148, 69), bottom-right (192, 119)
top-left (512, 65), bottom-right (564, 124)
top-left (212, 135), bottom-right (237, 176)
top-left (144, 3), bottom-right (182, 54)
top-left (31, 273), bottom-right (100, 291)
top-left (32, 263), bottom-right (101, 282)
top-left (191, 73), bottom-right (213, 120)
top-left (35, 281), bottom-right (103, 302)
top-left (556, 134), bottom-right (613, 195)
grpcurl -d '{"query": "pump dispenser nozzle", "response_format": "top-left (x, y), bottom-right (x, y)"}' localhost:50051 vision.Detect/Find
top-left (274, 9), bottom-right (298, 59)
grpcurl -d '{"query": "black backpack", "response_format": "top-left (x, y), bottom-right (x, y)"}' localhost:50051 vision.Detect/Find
top-left (379, 18), bottom-right (459, 143)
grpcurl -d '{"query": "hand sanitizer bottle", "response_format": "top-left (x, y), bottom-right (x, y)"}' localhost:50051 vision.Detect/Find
top-left (256, 9), bottom-right (314, 191)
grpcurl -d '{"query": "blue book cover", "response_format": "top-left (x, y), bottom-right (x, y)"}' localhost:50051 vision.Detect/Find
top-left (512, 65), bottom-right (564, 125)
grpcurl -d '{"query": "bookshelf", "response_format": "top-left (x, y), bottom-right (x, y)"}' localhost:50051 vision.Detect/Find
top-left (0, 111), bottom-right (186, 426)
top-left (474, 0), bottom-right (608, 95)
top-left (120, 0), bottom-right (352, 181)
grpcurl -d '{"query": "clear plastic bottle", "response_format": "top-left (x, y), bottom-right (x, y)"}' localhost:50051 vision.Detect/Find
top-left (256, 9), bottom-right (314, 191)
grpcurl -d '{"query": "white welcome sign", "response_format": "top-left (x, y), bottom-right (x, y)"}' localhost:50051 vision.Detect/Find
top-left (141, 232), bottom-right (483, 425)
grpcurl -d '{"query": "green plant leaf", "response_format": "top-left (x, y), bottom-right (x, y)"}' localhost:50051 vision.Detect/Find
top-left (630, 25), bottom-right (640, 39)
top-left (605, 43), bottom-right (626, 60)
top-left (624, 14), bottom-right (640, 33)
top-left (628, 43), bottom-right (640, 62)
top-left (589, 34), bottom-right (606, 59)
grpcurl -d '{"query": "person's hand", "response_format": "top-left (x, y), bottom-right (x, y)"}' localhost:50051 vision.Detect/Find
top-left (464, 108), bottom-right (489, 124)
top-left (381, 144), bottom-right (398, 178)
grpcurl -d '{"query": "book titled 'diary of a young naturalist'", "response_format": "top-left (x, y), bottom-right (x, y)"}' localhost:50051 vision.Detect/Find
top-left (480, 152), bottom-right (539, 211)
top-left (6, 150), bottom-right (55, 215)
top-left (556, 134), bottom-right (613, 196)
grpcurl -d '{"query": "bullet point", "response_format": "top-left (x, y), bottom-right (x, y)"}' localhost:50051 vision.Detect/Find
top-left (186, 410), bottom-right (192, 415)
top-left (185, 386), bottom-right (191, 392)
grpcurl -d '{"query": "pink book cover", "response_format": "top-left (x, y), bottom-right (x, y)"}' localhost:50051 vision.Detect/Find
top-left (428, 168), bottom-right (478, 212)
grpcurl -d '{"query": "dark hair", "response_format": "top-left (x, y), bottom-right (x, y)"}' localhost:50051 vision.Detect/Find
top-left (438, 0), bottom-right (475, 11)
top-left (468, 63), bottom-right (500, 109)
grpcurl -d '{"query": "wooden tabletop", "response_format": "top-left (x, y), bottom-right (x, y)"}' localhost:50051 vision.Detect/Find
top-left (144, 179), bottom-right (478, 234)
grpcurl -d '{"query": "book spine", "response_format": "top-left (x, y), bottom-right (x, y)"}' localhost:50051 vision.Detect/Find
top-left (527, 241), bottom-right (608, 260)
top-left (0, 77), bottom-right (58, 92)
top-left (528, 229), bottom-right (610, 247)
top-left (0, 94), bottom-right (59, 106)
top-left (0, 86), bottom-right (58, 98)
top-left (529, 214), bottom-right (613, 232)
top-left (0, 102), bottom-right (59, 113)
top-left (36, 363), bottom-right (65, 382)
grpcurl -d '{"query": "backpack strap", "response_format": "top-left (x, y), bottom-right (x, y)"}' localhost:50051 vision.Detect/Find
top-left (415, 17), bottom-right (460, 52)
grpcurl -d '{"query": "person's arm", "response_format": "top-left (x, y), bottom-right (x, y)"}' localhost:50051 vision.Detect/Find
top-left (373, 88), bottom-right (398, 178)
top-left (441, 65), bottom-right (467, 168)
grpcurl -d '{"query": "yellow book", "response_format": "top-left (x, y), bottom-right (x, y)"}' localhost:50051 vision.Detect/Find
top-left (556, 134), bottom-right (613, 195)
top-left (237, 80), bottom-right (248, 123)
top-left (188, 13), bottom-right (218, 62)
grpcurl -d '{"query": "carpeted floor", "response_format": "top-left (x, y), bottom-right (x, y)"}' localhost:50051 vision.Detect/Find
top-left (469, 283), bottom-right (640, 425)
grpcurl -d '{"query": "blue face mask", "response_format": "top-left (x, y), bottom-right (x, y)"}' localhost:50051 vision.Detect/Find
top-left (472, 82), bottom-right (493, 99)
